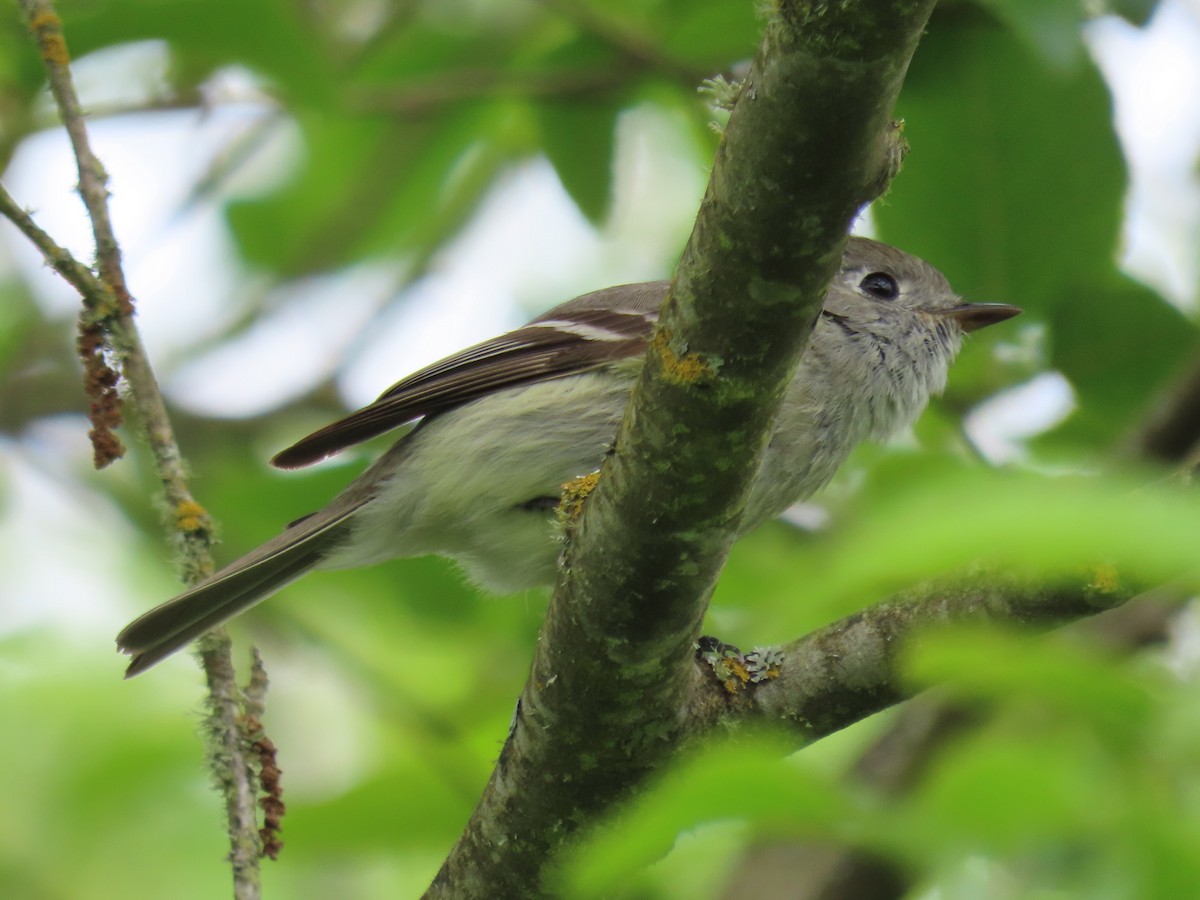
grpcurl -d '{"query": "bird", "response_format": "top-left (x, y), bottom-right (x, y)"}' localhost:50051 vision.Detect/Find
top-left (116, 236), bottom-right (1020, 676)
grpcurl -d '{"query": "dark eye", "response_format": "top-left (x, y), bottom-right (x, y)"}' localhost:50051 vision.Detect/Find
top-left (859, 272), bottom-right (899, 300)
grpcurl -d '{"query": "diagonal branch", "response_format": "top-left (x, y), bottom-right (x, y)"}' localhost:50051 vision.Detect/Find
top-left (429, 2), bottom-right (939, 896)
top-left (11, 4), bottom-right (266, 897)
top-left (686, 569), bottom-right (1140, 741)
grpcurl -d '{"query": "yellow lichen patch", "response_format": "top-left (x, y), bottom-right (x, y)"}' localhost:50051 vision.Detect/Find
top-left (697, 639), bottom-right (784, 695)
top-left (557, 471), bottom-right (602, 522)
top-left (174, 500), bottom-right (211, 534)
top-left (1088, 562), bottom-right (1121, 595)
top-left (720, 656), bottom-right (752, 695)
top-left (650, 327), bottom-right (714, 385)
top-left (29, 12), bottom-right (70, 66)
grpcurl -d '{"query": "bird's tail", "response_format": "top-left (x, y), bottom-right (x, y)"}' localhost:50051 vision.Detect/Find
top-left (116, 505), bottom-right (358, 678)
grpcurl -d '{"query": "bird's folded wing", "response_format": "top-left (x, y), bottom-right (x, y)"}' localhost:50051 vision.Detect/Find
top-left (270, 282), bottom-right (667, 469)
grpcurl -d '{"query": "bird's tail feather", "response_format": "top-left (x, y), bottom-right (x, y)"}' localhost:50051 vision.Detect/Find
top-left (117, 507), bottom-right (357, 678)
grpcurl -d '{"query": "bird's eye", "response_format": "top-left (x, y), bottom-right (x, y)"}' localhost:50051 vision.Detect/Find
top-left (859, 272), bottom-right (899, 300)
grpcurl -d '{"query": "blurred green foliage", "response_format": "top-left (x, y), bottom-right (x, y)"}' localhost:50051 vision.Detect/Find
top-left (559, 628), bottom-right (1200, 898)
top-left (1, 0), bottom-right (1195, 898)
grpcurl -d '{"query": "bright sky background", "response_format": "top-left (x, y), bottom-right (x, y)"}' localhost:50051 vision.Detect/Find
top-left (3, 1), bottom-right (1200, 658)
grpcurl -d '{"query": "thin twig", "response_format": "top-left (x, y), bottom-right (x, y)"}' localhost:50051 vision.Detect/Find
top-left (0, 184), bottom-right (110, 300)
top-left (12, 3), bottom-right (267, 897)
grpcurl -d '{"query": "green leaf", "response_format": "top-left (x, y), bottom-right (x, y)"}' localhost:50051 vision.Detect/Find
top-left (554, 736), bottom-right (848, 897)
top-left (903, 628), bottom-right (1158, 749)
top-left (722, 462), bottom-right (1199, 635)
top-left (1047, 276), bottom-right (1197, 446)
top-left (225, 111), bottom-right (404, 272)
top-left (972, 0), bottom-right (1090, 69)
top-left (1106, 0), bottom-right (1161, 26)
top-left (536, 96), bottom-right (620, 225)
top-left (227, 101), bottom-right (524, 275)
top-left (365, 103), bottom-right (529, 259)
top-left (894, 728), bottom-right (1117, 857)
top-left (526, 32), bottom-right (627, 225)
top-left (877, 6), bottom-right (1125, 321)
top-left (661, 0), bottom-right (759, 65)
top-left (59, 0), bottom-right (333, 99)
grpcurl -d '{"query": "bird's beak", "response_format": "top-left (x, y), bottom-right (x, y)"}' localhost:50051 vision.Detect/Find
top-left (937, 302), bottom-right (1023, 333)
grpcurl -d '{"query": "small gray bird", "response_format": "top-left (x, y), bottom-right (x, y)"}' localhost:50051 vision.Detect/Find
top-left (117, 237), bottom-right (1019, 676)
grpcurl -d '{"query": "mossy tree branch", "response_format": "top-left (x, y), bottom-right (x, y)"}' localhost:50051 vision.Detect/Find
top-left (429, 2), bottom-right (940, 896)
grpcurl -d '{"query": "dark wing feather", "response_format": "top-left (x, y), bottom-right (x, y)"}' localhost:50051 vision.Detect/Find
top-left (270, 282), bottom-right (668, 469)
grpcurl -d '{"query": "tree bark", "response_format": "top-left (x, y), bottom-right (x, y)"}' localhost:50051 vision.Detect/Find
top-left (429, 3), bottom-right (940, 896)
